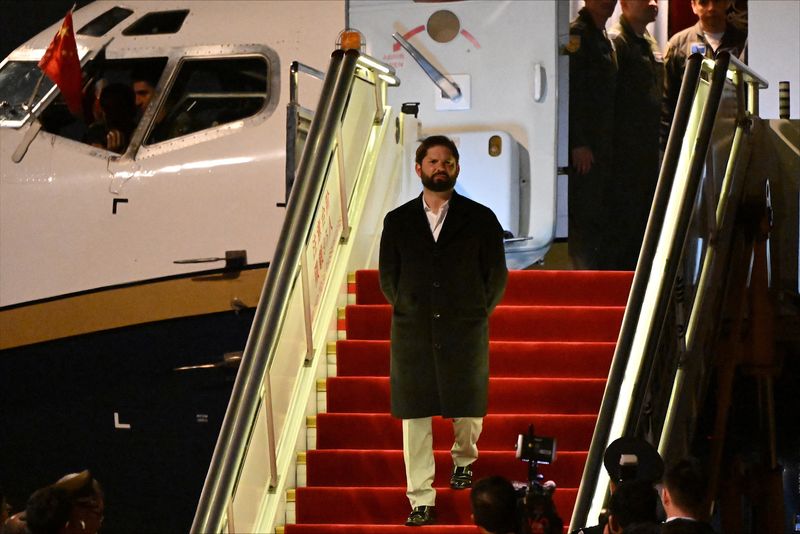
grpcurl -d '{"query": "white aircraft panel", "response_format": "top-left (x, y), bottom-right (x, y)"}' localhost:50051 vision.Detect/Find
top-left (351, 0), bottom-right (560, 254)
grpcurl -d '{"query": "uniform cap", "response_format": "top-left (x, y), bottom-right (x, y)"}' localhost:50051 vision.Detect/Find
top-left (603, 437), bottom-right (664, 484)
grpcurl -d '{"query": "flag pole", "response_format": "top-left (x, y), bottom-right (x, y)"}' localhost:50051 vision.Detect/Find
top-left (23, 71), bottom-right (47, 112)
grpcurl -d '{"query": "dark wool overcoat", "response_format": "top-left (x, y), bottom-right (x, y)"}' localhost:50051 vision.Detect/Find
top-left (378, 191), bottom-right (508, 419)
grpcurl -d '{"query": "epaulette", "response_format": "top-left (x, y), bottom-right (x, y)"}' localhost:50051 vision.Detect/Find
top-left (564, 34), bottom-right (581, 54)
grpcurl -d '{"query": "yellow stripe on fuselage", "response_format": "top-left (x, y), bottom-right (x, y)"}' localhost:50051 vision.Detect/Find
top-left (0, 268), bottom-right (267, 350)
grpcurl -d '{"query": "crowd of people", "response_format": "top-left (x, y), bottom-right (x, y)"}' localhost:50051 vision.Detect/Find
top-left (2, 451), bottom-right (713, 534)
top-left (469, 437), bottom-right (718, 534)
top-left (0, 472), bottom-right (103, 534)
top-left (567, 0), bottom-right (746, 270)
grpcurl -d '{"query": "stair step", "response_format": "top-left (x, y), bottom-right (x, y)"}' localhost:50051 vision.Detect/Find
top-left (294, 486), bottom-right (577, 524)
top-left (315, 413), bottom-right (597, 451)
top-left (335, 339), bottom-right (615, 377)
top-left (326, 376), bottom-right (606, 414)
top-left (286, 526), bottom-right (481, 534)
top-left (355, 269), bottom-right (633, 306)
top-left (289, 269), bottom-right (632, 532)
top-left (345, 304), bottom-right (625, 342)
top-left (306, 449), bottom-right (587, 487)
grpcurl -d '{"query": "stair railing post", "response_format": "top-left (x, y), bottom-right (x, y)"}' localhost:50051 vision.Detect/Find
top-left (226, 500), bottom-right (235, 534)
top-left (263, 374), bottom-right (278, 491)
top-left (372, 76), bottom-right (384, 123)
top-left (336, 127), bottom-right (351, 243)
top-left (300, 251), bottom-right (315, 363)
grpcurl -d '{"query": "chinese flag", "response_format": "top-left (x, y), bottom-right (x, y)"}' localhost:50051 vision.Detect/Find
top-left (38, 10), bottom-right (83, 115)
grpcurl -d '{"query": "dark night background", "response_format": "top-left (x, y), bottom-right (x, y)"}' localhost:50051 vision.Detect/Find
top-left (1, 1), bottom-right (94, 59)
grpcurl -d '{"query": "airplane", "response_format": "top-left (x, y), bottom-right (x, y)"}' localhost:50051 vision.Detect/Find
top-left (0, 0), bottom-right (345, 328)
top-left (4, 1), bottom-right (795, 532)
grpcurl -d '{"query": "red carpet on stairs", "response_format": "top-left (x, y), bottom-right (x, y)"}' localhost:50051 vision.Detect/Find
top-left (286, 270), bottom-right (633, 533)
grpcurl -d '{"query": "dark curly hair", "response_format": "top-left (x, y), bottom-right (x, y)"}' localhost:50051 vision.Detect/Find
top-left (415, 135), bottom-right (459, 165)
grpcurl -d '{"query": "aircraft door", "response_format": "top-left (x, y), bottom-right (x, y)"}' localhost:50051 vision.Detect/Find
top-left (350, 1), bottom-right (562, 267)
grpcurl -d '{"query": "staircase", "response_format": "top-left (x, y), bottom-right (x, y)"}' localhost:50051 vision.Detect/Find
top-left (285, 269), bottom-right (633, 533)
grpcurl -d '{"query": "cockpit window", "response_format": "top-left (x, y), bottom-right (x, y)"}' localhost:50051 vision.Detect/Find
top-left (77, 7), bottom-right (134, 37)
top-left (122, 10), bottom-right (189, 36)
top-left (0, 61), bottom-right (55, 125)
top-left (31, 56), bottom-right (167, 154)
top-left (145, 56), bottom-right (268, 145)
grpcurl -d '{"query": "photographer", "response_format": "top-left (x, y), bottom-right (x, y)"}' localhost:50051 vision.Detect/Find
top-left (471, 476), bottom-right (519, 534)
top-left (471, 476), bottom-right (563, 534)
top-left (523, 482), bottom-right (563, 534)
top-left (607, 479), bottom-right (660, 534)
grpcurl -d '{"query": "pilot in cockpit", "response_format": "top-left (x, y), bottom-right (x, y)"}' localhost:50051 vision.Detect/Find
top-left (132, 66), bottom-right (160, 120)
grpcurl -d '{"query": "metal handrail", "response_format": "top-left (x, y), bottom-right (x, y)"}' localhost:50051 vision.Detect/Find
top-left (570, 53), bottom-right (705, 530)
top-left (569, 51), bottom-right (766, 530)
top-left (286, 60), bottom-right (326, 202)
top-left (191, 48), bottom-right (359, 533)
top-left (728, 55), bottom-right (769, 89)
top-left (289, 60), bottom-right (325, 104)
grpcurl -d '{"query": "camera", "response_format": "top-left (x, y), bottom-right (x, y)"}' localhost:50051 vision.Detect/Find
top-left (514, 425), bottom-right (563, 534)
top-left (516, 426), bottom-right (557, 465)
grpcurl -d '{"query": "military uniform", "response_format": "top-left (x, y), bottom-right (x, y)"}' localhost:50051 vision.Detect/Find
top-left (608, 15), bottom-right (663, 270)
top-left (569, 437), bottom-right (664, 534)
top-left (567, 8), bottom-right (617, 270)
top-left (661, 21), bottom-right (747, 146)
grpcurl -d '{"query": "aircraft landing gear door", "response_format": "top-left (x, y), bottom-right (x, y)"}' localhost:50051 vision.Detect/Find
top-left (350, 1), bottom-right (561, 267)
top-left (108, 45), bottom-right (283, 286)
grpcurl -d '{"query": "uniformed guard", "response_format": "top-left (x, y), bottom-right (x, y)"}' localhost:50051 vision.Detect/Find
top-left (608, 0), bottom-right (663, 270)
top-left (570, 437), bottom-right (664, 534)
top-left (567, 0), bottom-right (618, 270)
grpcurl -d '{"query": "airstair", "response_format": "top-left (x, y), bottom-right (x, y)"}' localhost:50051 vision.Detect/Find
top-left (190, 48), bottom-right (796, 533)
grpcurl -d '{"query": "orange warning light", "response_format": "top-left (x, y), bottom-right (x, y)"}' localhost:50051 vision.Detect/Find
top-left (338, 29), bottom-right (364, 52)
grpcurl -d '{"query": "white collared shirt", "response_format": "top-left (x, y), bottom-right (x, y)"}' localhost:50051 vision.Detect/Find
top-left (422, 196), bottom-right (449, 242)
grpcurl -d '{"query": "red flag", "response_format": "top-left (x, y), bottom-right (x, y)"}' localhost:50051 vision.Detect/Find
top-left (38, 10), bottom-right (83, 115)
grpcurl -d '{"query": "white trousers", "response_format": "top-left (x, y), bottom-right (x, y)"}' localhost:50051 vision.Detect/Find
top-left (402, 416), bottom-right (483, 508)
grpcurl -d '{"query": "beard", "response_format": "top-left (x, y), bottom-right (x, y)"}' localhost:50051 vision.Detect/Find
top-left (420, 170), bottom-right (457, 193)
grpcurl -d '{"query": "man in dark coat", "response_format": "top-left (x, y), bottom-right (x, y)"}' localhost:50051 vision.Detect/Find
top-left (567, 0), bottom-right (618, 269)
top-left (379, 135), bottom-right (508, 526)
top-left (608, 0), bottom-right (663, 270)
top-left (660, 458), bottom-right (716, 534)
